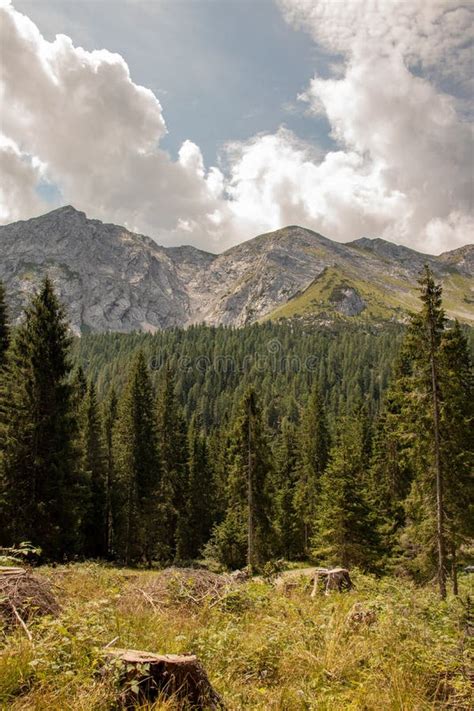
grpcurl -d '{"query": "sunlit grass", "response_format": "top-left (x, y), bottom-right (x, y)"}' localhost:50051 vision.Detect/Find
top-left (1, 564), bottom-right (472, 710)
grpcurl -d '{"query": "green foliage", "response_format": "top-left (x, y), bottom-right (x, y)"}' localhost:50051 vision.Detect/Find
top-left (179, 415), bottom-right (215, 560)
top-left (0, 280), bottom-right (9, 367)
top-left (113, 351), bottom-right (161, 565)
top-left (0, 276), bottom-right (471, 578)
top-left (79, 380), bottom-right (108, 558)
top-left (1, 564), bottom-right (472, 710)
top-left (156, 366), bottom-right (189, 562)
top-left (312, 416), bottom-right (380, 570)
top-left (294, 380), bottom-right (330, 553)
top-left (273, 418), bottom-right (302, 559)
top-left (376, 268), bottom-right (473, 594)
top-left (0, 278), bottom-right (79, 558)
top-left (207, 389), bottom-right (274, 570)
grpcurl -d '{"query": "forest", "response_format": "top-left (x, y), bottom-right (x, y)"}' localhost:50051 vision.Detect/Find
top-left (0, 270), bottom-right (473, 709)
top-left (0, 269), bottom-right (473, 600)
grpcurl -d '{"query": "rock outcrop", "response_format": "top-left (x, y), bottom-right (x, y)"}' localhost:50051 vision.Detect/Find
top-left (1, 206), bottom-right (472, 333)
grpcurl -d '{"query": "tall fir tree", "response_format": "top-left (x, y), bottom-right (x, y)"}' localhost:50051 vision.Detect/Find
top-left (0, 281), bottom-right (9, 367)
top-left (0, 278), bottom-right (79, 558)
top-left (80, 379), bottom-right (107, 558)
top-left (385, 270), bottom-right (473, 596)
top-left (273, 417), bottom-right (302, 559)
top-left (294, 380), bottom-right (330, 552)
top-left (438, 321), bottom-right (473, 592)
top-left (113, 351), bottom-right (160, 565)
top-left (312, 415), bottom-right (379, 570)
top-left (176, 414), bottom-right (215, 560)
top-left (103, 388), bottom-right (118, 557)
top-left (156, 365), bottom-right (189, 561)
top-left (206, 388), bottom-right (273, 570)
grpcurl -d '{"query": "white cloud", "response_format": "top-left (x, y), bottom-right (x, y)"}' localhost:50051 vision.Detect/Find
top-left (0, 0), bottom-right (472, 254)
top-left (0, 0), bottom-right (226, 247)
top-left (222, 0), bottom-right (473, 252)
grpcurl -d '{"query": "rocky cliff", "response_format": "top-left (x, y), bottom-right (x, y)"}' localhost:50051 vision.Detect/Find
top-left (1, 206), bottom-right (472, 332)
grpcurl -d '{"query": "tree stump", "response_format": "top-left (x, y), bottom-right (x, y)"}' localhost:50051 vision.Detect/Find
top-left (311, 567), bottom-right (353, 597)
top-left (103, 648), bottom-right (225, 709)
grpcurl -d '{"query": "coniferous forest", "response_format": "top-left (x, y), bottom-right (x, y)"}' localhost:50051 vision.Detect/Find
top-left (0, 269), bottom-right (472, 601)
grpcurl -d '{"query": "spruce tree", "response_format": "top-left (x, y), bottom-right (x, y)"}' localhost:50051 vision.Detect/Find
top-left (0, 278), bottom-right (79, 558)
top-left (438, 321), bottom-right (474, 593)
top-left (388, 269), bottom-right (473, 597)
top-left (0, 281), bottom-right (9, 367)
top-left (103, 388), bottom-right (118, 557)
top-left (80, 380), bottom-right (107, 558)
top-left (274, 417), bottom-right (301, 559)
top-left (177, 415), bottom-right (215, 560)
top-left (312, 416), bottom-right (379, 570)
top-left (394, 268), bottom-right (447, 596)
top-left (113, 351), bottom-right (160, 565)
top-left (156, 365), bottom-right (189, 561)
top-left (294, 380), bottom-right (330, 552)
top-left (206, 388), bottom-right (273, 570)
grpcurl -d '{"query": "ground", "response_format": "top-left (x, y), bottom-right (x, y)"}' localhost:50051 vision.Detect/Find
top-left (0, 564), bottom-right (472, 710)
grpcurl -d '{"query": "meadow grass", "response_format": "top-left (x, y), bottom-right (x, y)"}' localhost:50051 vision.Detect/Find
top-left (1, 564), bottom-right (472, 710)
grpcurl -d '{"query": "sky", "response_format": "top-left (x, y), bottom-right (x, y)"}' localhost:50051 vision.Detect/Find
top-left (0, 0), bottom-right (473, 254)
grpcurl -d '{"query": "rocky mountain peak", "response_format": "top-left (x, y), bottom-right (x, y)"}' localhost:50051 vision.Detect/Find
top-left (1, 207), bottom-right (472, 332)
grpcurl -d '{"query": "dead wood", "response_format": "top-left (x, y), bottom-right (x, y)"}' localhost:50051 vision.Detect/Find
top-left (311, 567), bottom-right (353, 597)
top-left (0, 566), bottom-right (59, 631)
top-left (120, 568), bottom-right (236, 611)
top-left (104, 647), bottom-right (225, 709)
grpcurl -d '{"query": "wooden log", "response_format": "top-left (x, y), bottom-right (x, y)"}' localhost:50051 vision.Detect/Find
top-left (0, 567), bottom-right (27, 576)
top-left (103, 647), bottom-right (225, 709)
top-left (311, 567), bottom-right (353, 597)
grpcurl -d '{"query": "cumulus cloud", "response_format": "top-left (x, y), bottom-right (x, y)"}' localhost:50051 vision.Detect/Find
top-left (224, 0), bottom-right (473, 252)
top-left (0, 0), bottom-right (227, 247)
top-left (0, 0), bottom-right (472, 253)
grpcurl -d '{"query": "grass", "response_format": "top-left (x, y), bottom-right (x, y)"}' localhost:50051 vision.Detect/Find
top-left (1, 565), bottom-right (473, 710)
top-left (264, 264), bottom-right (474, 326)
top-left (265, 267), bottom-right (402, 322)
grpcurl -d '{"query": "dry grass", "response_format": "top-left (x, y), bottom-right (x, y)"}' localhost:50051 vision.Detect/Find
top-left (120, 567), bottom-right (237, 612)
top-left (0, 563), bottom-right (473, 710)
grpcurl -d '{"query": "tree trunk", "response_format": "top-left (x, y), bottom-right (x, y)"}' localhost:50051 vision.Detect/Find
top-left (429, 324), bottom-right (447, 600)
top-left (451, 542), bottom-right (458, 596)
top-left (103, 648), bottom-right (224, 709)
top-left (247, 401), bottom-right (254, 573)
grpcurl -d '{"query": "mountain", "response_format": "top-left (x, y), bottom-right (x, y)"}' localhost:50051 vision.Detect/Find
top-left (1, 206), bottom-right (473, 333)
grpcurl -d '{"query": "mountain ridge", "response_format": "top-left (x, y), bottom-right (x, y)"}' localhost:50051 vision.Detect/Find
top-left (1, 206), bottom-right (472, 332)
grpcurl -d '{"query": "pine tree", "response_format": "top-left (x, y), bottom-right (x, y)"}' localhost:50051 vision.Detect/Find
top-left (103, 388), bottom-right (118, 557)
top-left (177, 415), bottom-right (215, 560)
top-left (274, 417), bottom-right (301, 559)
top-left (294, 380), bottom-right (330, 552)
top-left (312, 416), bottom-right (379, 570)
top-left (206, 388), bottom-right (273, 570)
top-left (80, 380), bottom-right (107, 558)
top-left (0, 281), bottom-right (9, 367)
top-left (439, 321), bottom-right (474, 593)
top-left (113, 351), bottom-right (160, 565)
top-left (156, 365), bottom-right (189, 561)
top-left (387, 269), bottom-right (473, 597)
top-left (0, 278), bottom-right (79, 558)
top-left (393, 268), bottom-right (447, 596)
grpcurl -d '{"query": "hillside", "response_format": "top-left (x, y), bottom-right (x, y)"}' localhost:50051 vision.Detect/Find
top-left (1, 207), bottom-right (472, 333)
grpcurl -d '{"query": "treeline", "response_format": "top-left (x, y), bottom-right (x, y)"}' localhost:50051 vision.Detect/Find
top-left (73, 320), bottom-right (404, 432)
top-left (0, 272), bottom-right (472, 599)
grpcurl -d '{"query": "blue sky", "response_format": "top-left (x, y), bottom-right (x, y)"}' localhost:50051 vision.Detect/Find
top-left (15, 0), bottom-right (336, 164)
top-left (2, 0), bottom-right (473, 253)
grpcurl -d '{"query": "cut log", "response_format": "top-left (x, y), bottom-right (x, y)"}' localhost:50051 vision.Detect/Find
top-left (0, 567), bottom-right (27, 576)
top-left (311, 567), bottom-right (353, 597)
top-left (103, 647), bottom-right (225, 709)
